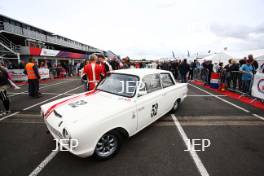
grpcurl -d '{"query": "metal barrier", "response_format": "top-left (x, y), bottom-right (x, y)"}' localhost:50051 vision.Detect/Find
top-left (193, 69), bottom-right (259, 99)
top-left (225, 71), bottom-right (254, 97)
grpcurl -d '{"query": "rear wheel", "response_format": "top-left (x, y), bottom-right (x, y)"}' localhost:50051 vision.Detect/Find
top-left (94, 131), bottom-right (121, 160)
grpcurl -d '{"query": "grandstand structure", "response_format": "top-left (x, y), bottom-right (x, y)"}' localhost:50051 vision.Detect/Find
top-left (0, 14), bottom-right (103, 68)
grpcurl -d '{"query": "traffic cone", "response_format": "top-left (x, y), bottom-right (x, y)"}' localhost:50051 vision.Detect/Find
top-left (219, 83), bottom-right (226, 92)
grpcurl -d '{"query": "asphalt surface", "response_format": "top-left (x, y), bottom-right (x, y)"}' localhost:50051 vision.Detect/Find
top-left (0, 77), bottom-right (263, 176)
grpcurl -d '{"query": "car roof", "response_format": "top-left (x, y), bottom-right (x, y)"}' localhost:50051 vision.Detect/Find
top-left (111, 69), bottom-right (171, 77)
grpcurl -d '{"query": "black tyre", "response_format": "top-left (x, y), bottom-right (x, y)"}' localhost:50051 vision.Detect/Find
top-left (93, 131), bottom-right (122, 160)
top-left (171, 99), bottom-right (180, 113)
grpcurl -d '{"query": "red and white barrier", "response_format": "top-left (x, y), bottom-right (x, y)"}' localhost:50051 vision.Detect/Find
top-left (210, 73), bottom-right (220, 89)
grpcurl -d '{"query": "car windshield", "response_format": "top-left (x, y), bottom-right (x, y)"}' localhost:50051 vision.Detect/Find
top-left (96, 73), bottom-right (139, 98)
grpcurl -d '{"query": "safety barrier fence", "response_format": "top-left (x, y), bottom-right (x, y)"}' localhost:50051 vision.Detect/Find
top-left (191, 68), bottom-right (264, 103)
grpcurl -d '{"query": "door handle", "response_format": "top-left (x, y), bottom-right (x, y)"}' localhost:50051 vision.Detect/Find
top-left (132, 112), bottom-right (136, 119)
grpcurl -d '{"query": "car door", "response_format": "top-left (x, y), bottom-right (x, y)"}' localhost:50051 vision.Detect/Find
top-left (159, 72), bottom-right (177, 113)
top-left (136, 74), bottom-right (163, 131)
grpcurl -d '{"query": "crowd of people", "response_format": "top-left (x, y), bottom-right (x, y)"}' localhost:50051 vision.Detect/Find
top-left (156, 54), bottom-right (263, 95)
top-left (0, 52), bottom-right (263, 116)
top-left (156, 59), bottom-right (199, 83)
top-left (79, 55), bottom-right (148, 91)
top-left (79, 53), bottom-right (263, 96)
top-left (6, 59), bottom-right (78, 79)
top-left (217, 55), bottom-right (260, 94)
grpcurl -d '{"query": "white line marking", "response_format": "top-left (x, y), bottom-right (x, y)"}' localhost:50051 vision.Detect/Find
top-left (23, 85), bottom-right (82, 110)
top-left (9, 80), bottom-right (75, 97)
top-left (189, 84), bottom-right (250, 113)
top-left (171, 114), bottom-right (209, 176)
top-left (28, 150), bottom-right (59, 176)
top-left (0, 112), bottom-right (19, 122)
top-left (0, 85), bottom-right (82, 122)
top-left (252, 114), bottom-right (264, 121)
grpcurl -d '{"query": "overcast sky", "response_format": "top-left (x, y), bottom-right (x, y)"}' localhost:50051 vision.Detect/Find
top-left (0, 0), bottom-right (264, 59)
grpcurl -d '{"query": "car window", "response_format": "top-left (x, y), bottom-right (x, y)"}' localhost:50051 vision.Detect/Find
top-left (97, 73), bottom-right (138, 98)
top-left (160, 73), bottom-right (175, 88)
top-left (142, 74), bottom-right (162, 93)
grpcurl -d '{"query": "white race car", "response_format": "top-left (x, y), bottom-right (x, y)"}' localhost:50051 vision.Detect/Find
top-left (41, 69), bottom-right (188, 159)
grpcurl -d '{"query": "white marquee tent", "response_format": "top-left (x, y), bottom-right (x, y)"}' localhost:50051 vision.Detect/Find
top-left (199, 52), bottom-right (232, 65)
top-left (226, 49), bottom-right (264, 59)
top-left (199, 49), bottom-right (264, 66)
top-left (227, 49), bottom-right (264, 66)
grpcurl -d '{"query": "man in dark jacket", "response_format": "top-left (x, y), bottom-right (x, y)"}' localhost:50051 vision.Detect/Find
top-left (224, 59), bottom-right (232, 88)
top-left (229, 60), bottom-right (240, 90)
top-left (207, 61), bottom-right (214, 85)
top-left (178, 59), bottom-right (190, 83)
top-left (188, 61), bottom-right (196, 80)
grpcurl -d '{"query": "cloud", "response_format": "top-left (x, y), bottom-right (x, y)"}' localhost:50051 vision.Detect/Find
top-left (208, 23), bottom-right (264, 51)
top-left (119, 47), bottom-right (171, 59)
top-left (157, 1), bottom-right (177, 8)
top-left (255, 23), bottom-right (264, 33)
top-left (210, 23), bottom-right (264, 40)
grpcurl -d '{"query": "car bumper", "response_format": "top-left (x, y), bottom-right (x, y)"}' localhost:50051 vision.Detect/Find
top-left (45, 120), bottom-right (94, 158)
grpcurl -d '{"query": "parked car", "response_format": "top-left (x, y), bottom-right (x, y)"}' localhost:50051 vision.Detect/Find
top-left (41, 69), bottom-right (188, 159)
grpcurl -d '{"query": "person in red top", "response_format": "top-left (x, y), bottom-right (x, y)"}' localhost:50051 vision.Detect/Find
top-left (83, 54), bottom-right (104, 91)
top-left (135, 62), bottom-right (140, 68)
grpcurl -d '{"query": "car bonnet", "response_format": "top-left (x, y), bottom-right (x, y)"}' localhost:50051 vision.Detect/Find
top-left (43, 90), bottom-right (134, 124)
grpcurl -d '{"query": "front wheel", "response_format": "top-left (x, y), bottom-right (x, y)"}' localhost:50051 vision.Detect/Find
top-left (94, 131), bottom-right (121, 160)
top-left (171, 99), bottom-right (180, 113)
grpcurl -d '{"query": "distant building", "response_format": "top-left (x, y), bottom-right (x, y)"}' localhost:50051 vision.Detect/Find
top-left (0, 14), bottom-right (103, 68)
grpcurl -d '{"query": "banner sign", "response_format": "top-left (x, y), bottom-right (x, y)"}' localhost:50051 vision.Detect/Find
top-left (8, 69), bottom-right (28, 81)
top-left (251, 73), bottom-right (264, 100)
top-left (39, 68), bottom-right (50, 79)
top-left (29, 47), bottom-right (89, 59)
top-left (40, 49), bottom-right (60, 57)
top-left (8, 68), bottom-right (50, 81)
top-left (29, 47), bottom-right (41, 56)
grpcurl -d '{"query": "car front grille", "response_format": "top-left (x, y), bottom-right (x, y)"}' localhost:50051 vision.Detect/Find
top-left (46, 122), bottom-right (63, 139)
